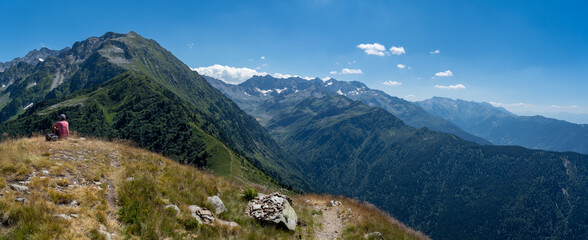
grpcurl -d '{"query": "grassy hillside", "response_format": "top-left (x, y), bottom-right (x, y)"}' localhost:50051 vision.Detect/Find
top-left (267, 95), bottom-right (588, 240)
top-left (0, 137), bottom-right (428, 240)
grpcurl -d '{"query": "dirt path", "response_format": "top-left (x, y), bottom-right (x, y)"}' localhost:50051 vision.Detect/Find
top-left (221, 143), bottom-right (235, 178)
top-left (315, 204), bottom-right (344, 240)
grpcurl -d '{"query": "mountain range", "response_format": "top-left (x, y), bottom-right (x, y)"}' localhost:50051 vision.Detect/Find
top-left (1, 32), bottom-right (587, 239)
top-left (205, 75), bottom-right (490, 145)
top-left (417, 97), bottom-right (588, 154)
top-left (263, 95), bottom-right (588, 240)
top-left (0, 31), bottom-right (308, 190)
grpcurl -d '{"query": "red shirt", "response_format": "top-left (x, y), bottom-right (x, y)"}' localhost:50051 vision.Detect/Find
top-left (53, 121), bottom-right (70, 138)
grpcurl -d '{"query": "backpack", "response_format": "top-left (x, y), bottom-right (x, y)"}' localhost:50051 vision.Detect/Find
top-left (46, 133), bottom-right (59, 141)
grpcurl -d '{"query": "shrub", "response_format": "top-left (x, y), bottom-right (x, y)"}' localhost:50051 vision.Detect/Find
top-left (243, 186), bottom-right (258, 201)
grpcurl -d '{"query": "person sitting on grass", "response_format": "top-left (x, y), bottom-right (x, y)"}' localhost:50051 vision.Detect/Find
top-left (51, 114), bottom-right (70, 139)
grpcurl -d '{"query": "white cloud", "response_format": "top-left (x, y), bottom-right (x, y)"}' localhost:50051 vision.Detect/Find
top-left (192, 65), bottom-right (265, 84)
top-left (404, 94), bottom-right (416, 99)
top-left (357, 43), bottom-right (387, 56)
top-left (330, 68), bottom-right (363, 74)
top-left (341, 68), bottom-right (363, 74)
top-left (272, 72), bottom-right (314, 80)
top-left (389, 46), bottom-right (406, 55)
top-left (396, 64), bottom-right (406, 69)
top-left (188, 43), bottom-right (195, 49)
top-left (192, 65), bottom-right (316, 84)
top-left (435, 70), bottom-right (453, 77)
top-left (261, 56), bottom-right (265, 60)
top-left (434, 84), bottom-right (465, 89)
top-left (382, 81), bottom-right (402, 86)
top-left (322, 77), bottom-right (332, 82)
top-left (430, 49), bottom-right (440, 54)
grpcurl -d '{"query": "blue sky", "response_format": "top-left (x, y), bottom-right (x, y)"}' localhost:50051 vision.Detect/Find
top-left (2, 0), bottom-right (588, 123)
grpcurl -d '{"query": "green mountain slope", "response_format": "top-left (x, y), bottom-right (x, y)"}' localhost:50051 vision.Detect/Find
top-left (416, 97), bottom-right (588, 154)
top-left (0, 32), bottom-right (308, 191)
top-left (266, 95), bottom-right (588, 240)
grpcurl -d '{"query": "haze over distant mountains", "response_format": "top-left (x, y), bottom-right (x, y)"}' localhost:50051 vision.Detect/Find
top-left (417, 97), bottom-right (588, 154)
top-left (204, 75), bottom-right (490, 145)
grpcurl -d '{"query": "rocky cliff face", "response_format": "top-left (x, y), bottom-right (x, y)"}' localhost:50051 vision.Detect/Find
top-left (0, 47), bottom-right (66, 72)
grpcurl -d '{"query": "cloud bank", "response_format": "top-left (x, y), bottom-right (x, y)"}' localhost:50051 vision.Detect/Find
top-left (192, 65), bottom-right (317, 84)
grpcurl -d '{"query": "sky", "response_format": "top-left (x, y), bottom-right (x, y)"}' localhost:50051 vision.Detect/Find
top-left (1, 0), bottom-right (588, 123)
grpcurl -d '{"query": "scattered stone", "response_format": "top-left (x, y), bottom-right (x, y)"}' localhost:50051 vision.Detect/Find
top-left (69, 200), bottom-right (79, 207)
top-left (94, 181), bottom-right (102, 185)
top-left (54, 214), bottom-right (72, 220)
top-left (215, 219), bottom-right (239, 228)
top-left (56, 162), bottom-right (63, 166)
top-left (188, 205), bottom-right (215, 224)
top-left (9, 183), bottom-right (29, 192)
top-left (41, 170), bottom-right (50, 175)
top-left (246, 192), bottom-right (298, 231)
top-left (98, 229), bottom-right (113, 240)
top-left (70, 214), bottom-right (79, 218)
top-left (164, 204), bottom-right (181, 216)
top-left (207, 195), bottom-right (227, 214)
top-left (126, 177), bottom-right (134, 181)
top-left (15, 197), bottom-right (27, 203)
top-left (364, 231), bottom-right (385, 240)
top-left (329, 200), bottom-right (342, 207)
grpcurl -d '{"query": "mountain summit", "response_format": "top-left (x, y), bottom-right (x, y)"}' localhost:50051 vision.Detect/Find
top-left (0, 31), bottom-right (308, 190)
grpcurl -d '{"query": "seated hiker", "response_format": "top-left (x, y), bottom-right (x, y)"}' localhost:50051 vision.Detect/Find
top-left (51, 114), bottom-right (70, 139)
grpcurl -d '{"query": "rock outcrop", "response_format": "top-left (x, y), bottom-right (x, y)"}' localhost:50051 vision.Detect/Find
top-left (245, 192), bottom-right (297, 231)
top-left (188, 205), bottom-right (215, 225)
top-left (207, 195), bottom-right (227, 214)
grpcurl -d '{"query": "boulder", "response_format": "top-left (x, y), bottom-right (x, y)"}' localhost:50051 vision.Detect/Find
top-left (364, 231), bottom-right (385, 240)
top-left (188, 205), bottom-right (215, 224)
top-left (245, 192), bottom-right (297, 231)
top-left (216, 219), bottom-right (239, 228)
top-left (164, 204), bottom-right (181, 216)
top-left (329, 200), bottom-right (342, 207)
top-left (207, 195), bottom-right (227, 214)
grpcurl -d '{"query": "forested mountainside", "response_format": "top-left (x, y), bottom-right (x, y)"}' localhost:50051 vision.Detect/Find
top-left (417, 97), bottom-right (588, 154)
top-left (266, 95), bottom-right (588, 240)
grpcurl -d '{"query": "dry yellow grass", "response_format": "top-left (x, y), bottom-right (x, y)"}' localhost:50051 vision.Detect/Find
top-left (0, 137), bottom-right (428, 239)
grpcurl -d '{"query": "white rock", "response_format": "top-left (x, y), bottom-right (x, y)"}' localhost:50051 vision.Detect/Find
top-left (164, 204), bottom-right (181, 216)
top-left (207, 195), bottom-right (227, 214)
top-left (54, 214), bottom-right (72, 220)
top-left (9, 184), bottom-right (29, 192)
